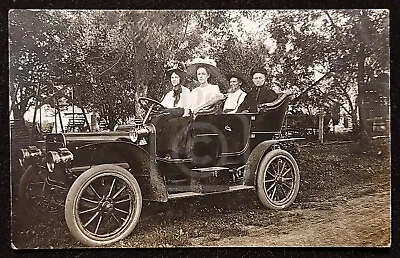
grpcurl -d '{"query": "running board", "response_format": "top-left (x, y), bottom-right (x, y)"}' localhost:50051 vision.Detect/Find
top-left (167, 185), bottom-right (254, 200)
top-left (69, 162), bottom-right (130, 173)
top-left (156, 157), bottom-right (192, 163)
top-left (191, 166), bottom-right (229, 172)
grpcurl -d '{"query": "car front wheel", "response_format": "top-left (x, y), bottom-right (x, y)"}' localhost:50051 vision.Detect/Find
top-left (65, 164), bottom-right (142, 246)
top-left (256, 149), bottom-right (300, 210)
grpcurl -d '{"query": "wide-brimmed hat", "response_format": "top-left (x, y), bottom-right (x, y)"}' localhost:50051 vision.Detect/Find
top-left (226, 72), bottom-right (247, 87)
top-left (165, 62), bottom-right (187, 79)
top-left (250, 66), bottom-right (268, 77)
top-left (186, 57), bottom-right (223, 79)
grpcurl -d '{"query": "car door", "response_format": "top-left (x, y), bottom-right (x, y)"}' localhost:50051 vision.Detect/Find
top-left (193, 113), bottom-right (251, 156)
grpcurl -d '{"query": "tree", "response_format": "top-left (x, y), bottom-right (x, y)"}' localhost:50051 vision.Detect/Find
top-left (9, 10), bottom-right (58, 120)
top-left (58, 10), bottom-right (238, 129)
top-left (9, 10), bottom-right (206, 129)
top-left (264, 10), bottom-right (389, 139)
top-left (10, 10), bottom-right (388, 136)
top-left (324, 9), bottom-right (389, 137)
top-left (212, 35), bottom-right (271, 92)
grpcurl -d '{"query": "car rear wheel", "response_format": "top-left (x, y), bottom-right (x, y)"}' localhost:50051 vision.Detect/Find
top-left (65, 164), bottom-right (142, 246)
top-left (256, 149), bottom-right (300, 210)
top-left (18, 164), bottom-right (65, 215)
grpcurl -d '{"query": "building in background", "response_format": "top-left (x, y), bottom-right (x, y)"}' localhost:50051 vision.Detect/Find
top-left (363, 73), bottom-right (390, 135)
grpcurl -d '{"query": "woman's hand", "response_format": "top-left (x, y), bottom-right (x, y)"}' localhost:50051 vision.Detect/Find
top-left (191, 107), bottom-right (200, 114)
top-left (183, 108), bottom-right (191, 117)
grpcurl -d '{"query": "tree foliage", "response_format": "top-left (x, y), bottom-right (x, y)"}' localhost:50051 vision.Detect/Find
top-left (212, 36), bottom-right (270, 92)
top-left (9, 10), bottom-right (389, 133)
top-left (264, 10), bottom-right (389, 132)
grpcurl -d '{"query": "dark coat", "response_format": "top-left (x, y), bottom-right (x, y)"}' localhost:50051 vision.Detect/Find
top-left (237, 86), bottom-right (278, 112)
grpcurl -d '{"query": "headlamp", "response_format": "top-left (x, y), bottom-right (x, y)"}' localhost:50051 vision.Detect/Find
top-left (18, 146), bottom-right (42, 167)
top-left (129, 127), bottom-right (150, 143)
top-left (46, 151), bottom-right (58, 173)
top-left (129, 128), bottom-right (138, 142)
top-left (46, 147), bottom-right (74, 173)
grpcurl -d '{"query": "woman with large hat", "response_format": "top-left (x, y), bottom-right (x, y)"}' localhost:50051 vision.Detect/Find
top-left (156, 58), bottom-right (225, 158)
top-left (186, 57), bottom-right (225, 114)
top-left (161, 63), bottom-right (191, 110)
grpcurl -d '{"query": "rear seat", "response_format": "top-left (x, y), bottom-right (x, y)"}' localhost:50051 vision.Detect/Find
top-left (259, 93), bottom-right (290, 111)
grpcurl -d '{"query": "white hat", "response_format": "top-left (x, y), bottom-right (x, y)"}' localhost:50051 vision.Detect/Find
top-left (187, 57), bottom-right (222, 79)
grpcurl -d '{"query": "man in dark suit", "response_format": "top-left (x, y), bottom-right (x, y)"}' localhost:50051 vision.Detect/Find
top-left (238, 67), bottom-right (278, 112)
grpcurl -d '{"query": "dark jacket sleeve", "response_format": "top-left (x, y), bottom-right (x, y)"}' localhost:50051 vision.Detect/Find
top-left (258, 88), bottom-right (278, 103)
top-left (237, 87), bottom-right (278, 112)
top-left (237, 94), bottom-right (257, 113)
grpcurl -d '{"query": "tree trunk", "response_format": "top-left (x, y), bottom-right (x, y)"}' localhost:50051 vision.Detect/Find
top-left (108, 118), bottom-right (117, 131)
top-left (12, 106), bottom-right (23, 120)
top-left (351, 108), bottom-right (358, 132)
top-left (133, 83), bottom-right (148, 119)
top-left (318, 108), bottom-right (324, 144)
top-left (106, 107), bottom-right (117, 131)
top-left (357, 10), bottom-right (370, 143)
top-left (134, 90), bottom-right (144, 119)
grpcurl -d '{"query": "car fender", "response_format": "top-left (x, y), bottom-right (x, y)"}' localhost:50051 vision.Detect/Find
top-left (73, 141), bottom-right (168, 202)
top-left (243, 138), bottom-right (303, 186)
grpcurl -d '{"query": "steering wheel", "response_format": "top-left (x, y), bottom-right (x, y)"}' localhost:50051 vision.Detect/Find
top-left (138, 97), bottom-right (166, 111)
top-left (138, 97), bottom-right (166, 124)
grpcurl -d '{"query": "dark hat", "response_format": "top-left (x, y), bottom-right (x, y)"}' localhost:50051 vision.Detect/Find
top-left (186, 57), bottom-right (223, 79)
top-left (250, 66), bottom-right (268, 76)
top-left (165, 62), bottom-right (187, 79)
top-left (226, 72), bottom-right (247, 87)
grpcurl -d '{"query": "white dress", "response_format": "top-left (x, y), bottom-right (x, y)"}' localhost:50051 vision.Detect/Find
top-left (190, 84), bottom-right (223, 110)
top-left (161, 86), bottom-right (191, 109)
top-left (223, 89), bottom-right (247, 113)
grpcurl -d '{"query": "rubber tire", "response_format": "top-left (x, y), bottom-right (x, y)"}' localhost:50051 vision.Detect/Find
top-left (65, 164), bottom-right (142, 246)
top-left (256, 149), bottom-right (300, 210)
top-left (18, 164), bottom-right (63, 215)
top-left (18, 164), bottom-right (34, 203)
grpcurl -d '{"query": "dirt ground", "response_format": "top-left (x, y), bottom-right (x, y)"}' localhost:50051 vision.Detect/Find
top-left (11, 139), bottom-right (391, 249)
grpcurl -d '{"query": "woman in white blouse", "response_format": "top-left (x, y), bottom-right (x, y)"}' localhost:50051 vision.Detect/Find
top-left (186, 58), bottom-right (225, 115)
top-left (156, 64), bottom-right (192, 157)
top-left (158, 58), bottom-right (225, 158)
top-left (161, 66), bottom-right (191, 110)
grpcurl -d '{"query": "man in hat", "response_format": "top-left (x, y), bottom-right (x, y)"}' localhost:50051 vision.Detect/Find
top-left (231, 67), bottom-right (277, 113)
top-left (223, 72), bottom-right (250, 113)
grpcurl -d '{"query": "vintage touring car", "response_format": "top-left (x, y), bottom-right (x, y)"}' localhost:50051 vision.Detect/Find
top-left (17, 93), bottom-right (301, 246)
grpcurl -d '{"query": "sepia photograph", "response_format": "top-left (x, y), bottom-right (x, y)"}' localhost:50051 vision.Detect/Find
top-left (9, 9), bottom-right (390, 248)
